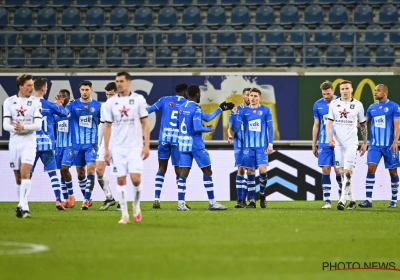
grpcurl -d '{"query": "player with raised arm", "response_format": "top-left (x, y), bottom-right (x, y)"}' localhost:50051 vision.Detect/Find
top-left (326, 80), bottom-right (368, 211)
top-left (228, 87), bottom-right (250, 208)
top-left (103, 71), bottom-right (150, 224)
top-left (30, 78), bottom-right (68, 210)
top-left (2, 74), bottom-right (42, 218)
top-left (177, 85), bottom-right (228, 211)
top-left (358, 84), bottom-right (400, 208)
top-left (97, 82), bottom-right (117, 211)
top-left (61, 81), bottom-right (101, 210)
top-left (147, 83), bottom-right (234, 209)
top-left (312, 80), bottom-right (343, 209)
top-left (231, 88), bottom-right (274, 209)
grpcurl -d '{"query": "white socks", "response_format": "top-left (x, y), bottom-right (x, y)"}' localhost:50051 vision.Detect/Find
top-left (20, 179), bottom-right (31, 211)
top-left (116, 185), bottom-right (128, 217)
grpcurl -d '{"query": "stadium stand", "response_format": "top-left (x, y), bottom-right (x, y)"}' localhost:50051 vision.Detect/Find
top-left (0, 0), bottom-right (399, 67)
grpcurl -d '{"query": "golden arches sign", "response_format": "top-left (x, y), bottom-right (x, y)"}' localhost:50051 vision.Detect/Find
top-left (332, 78), bottom-right (378, 103)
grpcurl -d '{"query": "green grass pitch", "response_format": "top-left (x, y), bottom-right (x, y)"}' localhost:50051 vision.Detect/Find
top-left (0, 201), bottom-right (399, 280)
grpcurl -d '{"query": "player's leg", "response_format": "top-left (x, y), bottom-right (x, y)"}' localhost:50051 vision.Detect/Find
top-left (153, 142), bottom-right (170, 209)
top-left (383, 147), bottom-right (400, 208)
top-left (339, 145), bottom-right (358, 210)
top-left (96, 143), bottom-right (116, 210)
top-left (18, 142), bottom-right (36, 218)
top-left (177, 153), bottom-right (192, 211)
top-left (241, 148), bottom-right (257, 208)
top-left (41, 151), bottom-right (64, 210)
top-left (10, 140), bottom-right (23, 217)
top-left (256, 148), bottom-right (269, 209)
top-left (61, 146), bottom-right (79, 208)
top-left (234, 149), bottom-right (246, 208)
top-left (358, 146), bottom-right (381, 208)
top-left (56, 147), bottom-right (70, 208)
top-left (318, 146), bottom-right (335, 209)
top-left (334, 146), bottom-right (347, 210)
top-left (334, 168), bottom-right (342, 199)
top-left (83, 145), bottom-right (98, 207)
top-left (126, 149), bottom-right (144, 222)
top-left (29, 152), bottom-right (40, 179)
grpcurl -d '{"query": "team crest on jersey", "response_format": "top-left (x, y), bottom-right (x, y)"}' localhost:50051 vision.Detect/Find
top-left (169, 101), bottom-right (175, 107)
top-left (10, 162), bottom-right (14, 168)
top-left (27, 101), bottom-right (32, 106)
top-left (16, 106), bottom-right (27, 117)
top-left (90, 107), bottom-right (95, 113)
top-left (350, 104), bottom-right (355, 109)
top-left (258, 111), bottom-right (263, 116)
top-left (118, 105), bottom-right (130, 117)
top-left (113, 166), bottom-right (117, 173)
top-left (336, 161), bottom-right (339, 166)
top-left (339, 108), bottom-right (350, 119)
top-left (384, 107), bottom-right (389, 112)
top-left (129, 99), bottom-right (134, 104)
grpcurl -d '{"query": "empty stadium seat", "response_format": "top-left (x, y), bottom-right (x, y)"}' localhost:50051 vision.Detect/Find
top-left (251, 46), bottom-right (271, 66)
top-left (241, 25), bottom-right (261, 44)
top-left (378, 5), bottom-right (398, 24)
top-left (353, 5), bottom-right (373, 25)
top-left (156, 7), bottom-right (177, 27)
top-left (339, 25), bottom-right (359, 44)
top-left (5, 0), bottom-right (24, 8)
top-left (175, 47), bottom-right (197, 67)
top-left (299, 46), bottom-right (320, 66)
top-left (255, 6), bottom-right (275, 25)
top-left (61, 8), bottom-right (81, 27)
top-left (290, 25), bottom-right (310, 44)
top-left (246, 0), bottom-right (266, 5)
top-left (120, 0), bottom-right (145, 7)
top-left (105, 48), bottom-right (123, 67)
top-left (70, 27), bottom-right (90, 46)
top-left (45, 27), bottom-right (66, 46)
top-left (12, 8), bottom-right (32, 27)
top-left (328, 6), bottom-right (348, 25)
top-left (230, 6), bottom-right (250, 26)
top-left (216, 26), bottom-right (236, 45)
top-left (192, 26), bottom-right (212, 45)
top-left (324, 46), bottom-right (346, 66)
top-left (207, 7), bottom-right (226, 26)
top-left (304, 5), bottom-right (324, 25)
top-left (221, 0), bottom-right (241, 5)
top-left (225, 46), bottom-right (245, 66)
top-left (269, 0), bottom-right (289, 5)
top-left (171, 0), bottom-right (191, 6)
top-left (389, 25), bottom-right (400, 44)
top-left (280, 5), bottom-right (299, 25)
top-left (365, 25), bottom-right (384, 44)
top-left (106, 8), bottom-right (129, 27)
top-left (147, 0), bottom-right (169, 6)
top-left (180, 7), bottom-right (201, 26)
top-left (35, 8), bottom-right (56, 28)
top-left (314, 25), bottom-right (334, 44)
top-left (133, 7), bottom-right (153, 27)
top-left (7, 48), bottom-right (25, 67)
top-left (27, 0), bottom-right (46, 8)
top-left (351, 46), bottom-right (370, 66)
top-left (155, 47), bottom-right (172, 66)
top-left (117, 27), bottom-right (138, 46)
top-left (56, 47), bottom-right (74, 68)
top-left (124, 48), bottom-right (147, 67)
top-left (0, 27), bottom-right (17, 46)
top-left (143, 26), bottom-right (162, 45)
top-left (83, 7), bottom-right (105, 27)
top-left (29, 48), bottom-right (50, 67)
top-left (196, 0), bottom-right (217, 6)
top-left (167, 26), bottom-right (186, 45)
top-left (293, 0), bottom-right (313, 4)
top-left (98, 0), bottom-right (119, 8)
top-left (318, 0), bottom-right (336, 4)
top-left (266, 25), bottom-right (285, 45)
top-left (342, 0), bottom-right (362, 4)
top-left (204, 47), bottom-right (221, 66)
top-left (374, 46), bottom-right (395, 66)
top-left (94, 27), bottom-right (114, 46)
top-left (71, 0), bottom-right (97, 8)
top-left (77, 48), bottom-right (99, 67)
top-left (0, 9), bottom-right (7, 27)
top-left (21, 27), bottom-right (41, 46)
top-left (367, 0), bottom-right (388, 3)
top-left (48, 0), bottom-right (71, 8)
top-left (274, 46), bottom-right (295, 66)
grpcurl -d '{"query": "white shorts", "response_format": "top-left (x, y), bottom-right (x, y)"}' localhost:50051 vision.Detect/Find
top-left (96, 142), bottom-right (105, 162)
top-left (334, 144), bottom-right (358, 170)
top-left (9, 141), bottom-right (36, 170)
top-left (111, 147), bottom-right (143, 177)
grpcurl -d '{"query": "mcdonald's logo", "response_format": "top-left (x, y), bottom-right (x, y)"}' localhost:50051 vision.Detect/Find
top-left (332, 78), bottom-right (378, 103)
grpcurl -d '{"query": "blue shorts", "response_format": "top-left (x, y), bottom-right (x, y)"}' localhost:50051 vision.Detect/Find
top-left (234, 149), bottom-right (244, 167)
top-left (318, 145), bottom-right (335, 167)
top-left (31, 150), bottom-right (57, 172)
top-left (179, 149), bottom-right (211, 169)
top-left (158, 142), bottom-right (180, 166)
top-left (62, 144), bottom-right (98, 167)
top-left (367, 145), bottom-right (400, 169)
top-left (241, 147), bottom-right (269, 169)
top-left (55, 147), bottom-right (65, 170)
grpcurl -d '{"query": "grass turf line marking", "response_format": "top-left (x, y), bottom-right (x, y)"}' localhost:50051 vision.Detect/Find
top-left (0, 242), bottom-right (49, 255)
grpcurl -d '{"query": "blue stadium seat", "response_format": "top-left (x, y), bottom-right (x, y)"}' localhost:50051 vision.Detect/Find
top-left (7, 48), bottom-right (25, 68)
top-left (77, 48), bottom-right (99, 67)
top-left (94, 27), bottom-right (114, 46)
top-left (290, 25), bottom-right (310, 44)
top-left (180, 7), bottom-right (201, 26)
top-left (61, 8), bottom-right (81, 27)
top-left (221, 0), bottom-right (241, 5)
top-left (48, 0), bottom-right (71, 8)
top-left (121, 0), bottom-right (145, 7)
top-left (70, 27), bottom-right (90, 46)
top-left (26, 0), bottom-right (46, 8)
top-left (34, 8), bottom-right (56, 28)
top-left (365, 25), bottom-right (384, 44)
top-left (246, 0), bottom-right (266, 4)
top-left (143, 26), bottom-right (162, 45)
top-left (105, 48), bottom-right (123, 67)
top-left (274, 46), bottom-right (295, 66)
top-left (0, 9), bottom-right (8, 27)
top-left (155, 47), bottom-right (172, 67)
top-left (0, 27), bottom-right (17, 46)
top-left (156, 7), bottom-right (177, 27)
top-left (117, 27), bottom-right (138, 46)
top-left (225, 46), bottom-right (245, 66)
top-left (29, 48), bottom-right (50, 67)
top-left (241, 25), bottom-right (261, 44)
top-left (124, 48), bottom-right (147, 67)
top-left (339, 25), bottom-right (359, 44)
top-left (83, 7), bottom-right (105, 27)
top-left (167, 26), bottom-right (186, 45)
top-left (21, 27), bottom-right (41, 46)
top-left (230, 6), bottom-right (250, 26)
top-left (374, 46), bottom-right (395, 66)
top-left (171, 0), bottom-right (191, 7)
top-left (207, 6), bottom-right (226, 26)
top-left (280, 5), bottom-right (299, 25)
top-left (324, 46), bottom-right (346, 66)
top-left (266, 25), bottom-right (285, 45)
top-left (192, 26), bottom-right (212, 45)
top-left (351, 46), bottom-right (370, 66)
top-left (98, 0), bottom-right (119, 8)
top-left (318, 0), bottom-right (336, 4)
top-left (269, 0), bottom-right (289, 5)
top-left (392, 0), bottom-right (400, 3)
top-left (342, 0), bottom-right (362, 4)
top-left (353, 5), bottom-right (373, 25)
top-left (106, 8), bottom-right (129, 27)
top-left (45, 27), bottom-right (66, 46)
top-left (366, 0), bottom-right (386, 3)
top-left (56, 47), bottom-right (74, 67)
top-left (328, 6), bottom-right (348, 25)
top-left (251, 47), bottom-right (271, 66)
top-left (12, 8), bottom-right (33, 27)
top-left (299, 46), bottom-right (320, 66)
top-left (314, 25), bottom-right (334, 44)
top-left (205, 47), bottom-right (221, 66)
top-left (293, 0), bottom-right (313, 4)
top-left (5, 0), bottom-right (24, 8)
top-left (379, 5), bottom-right (398, 24)
top-left (147, 0), bottom-right (169, 7)
top-left (175, 47), bottom-right (197, 67)
top-left (389, 25), bottom-right (400, 44)
top-left (71, 0), bottom-right (97, 8)
top-left (304, 5), bottom-right (324, 25)
top-left (255, 6), bottom-right (274, 25)
top-left (133, 7), bottom-right (153, 27)
top-left (216, 26), bottom-right (236, 45)
top-left (196, 0), bottom-right (217, 6)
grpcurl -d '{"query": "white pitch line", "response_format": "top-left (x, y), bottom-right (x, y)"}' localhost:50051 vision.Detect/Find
top-left (0, 242), bottom-right (49, 255)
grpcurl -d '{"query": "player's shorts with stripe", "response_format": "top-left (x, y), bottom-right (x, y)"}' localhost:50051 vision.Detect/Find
top-left (334, 144), bottom-right (358, 170)
top-left (96, 141), bottom-right (105, 162)
top-left (241, 147), bottom-right (269, 169)
top-left (31, 150), bottom-right (57, 172)
top-left (367, 145), bottom-right (400, 169)
top-left (318, 145), bottom-right (335, 167)
top-left (179, 149), bottom-right (211, 169)
top-left (62, 143), bottom-right (98, 167)
top-left (111, 147), bottom-right (143, 177)
top-left (234, 149), bottom-right (244, 167)
top-left (55, 147), bottom-right (65, 170)
top-left (158, 142), bottom-right (180, 166)
top-left (9, 141), bottom-right (36, 170)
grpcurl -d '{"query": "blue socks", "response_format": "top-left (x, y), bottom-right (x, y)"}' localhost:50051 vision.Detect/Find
top-left (60, 175), bottom-right (68, 200)
top-left (247, 174), bottom-right (256, 201)
top-left (48, 171), bottom-right (61, 202)
top-left (365, 173), bottom-right (375, 202)
top-left (236, 175), bottom-right (245, 201)
top-left (322, 174), bottom-right (331, 203)
top-left (178, 176), bottom-right (186, 204)
top-left (84, 175), bottom-right (95, 201)
top-left (259, 173), bottom-right (268, 195)
top-left (155, 172), bottom-right (165, 200)
top-left (203, 176), bottom-right (215, 204)
top-left (78, 177), bottom-right (87, 197)
top-left (391, 175), bottom-right (399, 203)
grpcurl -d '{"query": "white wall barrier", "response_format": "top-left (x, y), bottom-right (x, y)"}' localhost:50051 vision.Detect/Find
top-left (0, 150), bottom-right (393, 202)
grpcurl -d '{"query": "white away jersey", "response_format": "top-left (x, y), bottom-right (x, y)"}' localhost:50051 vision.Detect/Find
top-left (102, 92), bottom-right (148, 149)
top-left (3, 95), bottom-right (42, 142)
top-left (327, 98), bottom-right (366, 146)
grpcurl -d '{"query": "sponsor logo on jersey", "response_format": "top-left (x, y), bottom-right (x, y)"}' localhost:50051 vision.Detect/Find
top-left (339, 108), bottom-right (350, 119)
top-left (374, 116), bottom-right (386, 129)
top-left (16, 106), bottom-right (27, 117)
top-left (79, 115), bottom-right (92, 128)
top-left (118, 105), bottom-right (130, 118)
top-left (58, 120), bottom-right (68, 133)
top-left (248, 119), bottom-right (261, 132)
